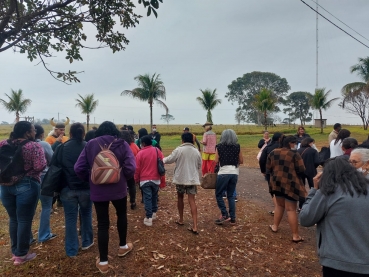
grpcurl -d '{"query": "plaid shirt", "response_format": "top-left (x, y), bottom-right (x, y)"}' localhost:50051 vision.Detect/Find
top-left (266, 148), bottom-right (306, 200)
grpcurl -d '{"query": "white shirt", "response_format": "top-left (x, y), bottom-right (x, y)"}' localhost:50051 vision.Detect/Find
top-left (330, 139), bottom-right (343, 158)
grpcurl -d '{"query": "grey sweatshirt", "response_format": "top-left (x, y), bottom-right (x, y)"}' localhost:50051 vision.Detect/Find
top-left (299, 187), bottom-right (369, 274)
top-left (36, 139), bottom-right (53, 174)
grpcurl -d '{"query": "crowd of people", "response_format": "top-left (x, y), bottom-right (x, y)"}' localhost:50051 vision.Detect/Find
top-left (1, 120), bottom-right (369, 276)
top-left (258, 123), bottom-right (369, 276)
top-left (0, 120), bottom-right (243, 274)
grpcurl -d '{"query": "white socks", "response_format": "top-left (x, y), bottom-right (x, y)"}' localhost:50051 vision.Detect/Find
top-left (120, 244), bottom-right (129, 249)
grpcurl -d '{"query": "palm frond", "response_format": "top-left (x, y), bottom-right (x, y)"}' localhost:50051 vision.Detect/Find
top-left (155, 99), bottom-right (169, 114)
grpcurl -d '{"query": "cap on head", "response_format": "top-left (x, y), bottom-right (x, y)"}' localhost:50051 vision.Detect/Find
top-left (202, 122), bottom-right (213, 128)
top-left (50, 117), bottom-right (70, 128)
top-left (183, 127), bottom-right (190, 131)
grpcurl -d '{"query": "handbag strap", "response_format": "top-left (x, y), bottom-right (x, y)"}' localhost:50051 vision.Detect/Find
top-left (300, 147), bottom-right (309, 157)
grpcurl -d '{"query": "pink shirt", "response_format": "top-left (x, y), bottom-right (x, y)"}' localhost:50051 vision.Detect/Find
top-left (0, 139), bottom-right (46, 184)
top-left (134, 146), bottom-right (164, 183)
top-left (202, 131), bottom-right (217, 154)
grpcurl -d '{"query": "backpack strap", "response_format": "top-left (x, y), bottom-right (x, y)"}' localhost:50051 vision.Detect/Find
top-left (98, 139), bottom-right (117, 151)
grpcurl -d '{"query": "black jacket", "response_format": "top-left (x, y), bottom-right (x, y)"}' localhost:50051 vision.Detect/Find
top-left (294, 133), bottom-right (310, 145)
top-left (259, 141), bottom-right (280, 174)
top-left (297, 146), bottom-right (319, 178)
top-left (258, 139), bottom-right (270, 149)
top-left (57, 138), bottom-right (89, 190)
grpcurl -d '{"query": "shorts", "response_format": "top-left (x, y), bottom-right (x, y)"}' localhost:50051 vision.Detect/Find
top-left (273, 191), bottom-right (297, 202)
top-left (201, 153), bottom-right (215, 161)
top-left (176, 185), bottom-right (197, 195)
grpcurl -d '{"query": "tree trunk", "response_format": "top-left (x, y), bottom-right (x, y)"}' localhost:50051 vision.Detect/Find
top-left (16, 111), bottom-right (19, 123)
top-left (207, 110), bottom-right (212, 123)
top-left (319, 109), bottom-right (323, 134)
top-left (87, 114), bottom-right (90, 131)
top-left (264, 111), bottom-right (267, 130)
top-left (149, 101), bottom-right (153, 131)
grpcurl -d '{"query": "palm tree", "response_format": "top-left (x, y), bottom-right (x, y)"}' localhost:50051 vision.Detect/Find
top-left (75, 94), bottom-right (99, 130)
top-left (253, 88), bottom-right (277, 130)
top-left (0, 89), bottom-right (32, 122)
top-left (310, 88), bottom-right (339, 134)
top-left (341, 57), bottom-right (369, 105)
top-left (121, 73), bottom-right (168, 130)
top-left (196, 89), bottom-right (222, 123)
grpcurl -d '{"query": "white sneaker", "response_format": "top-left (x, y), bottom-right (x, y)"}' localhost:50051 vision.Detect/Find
top-left (82, 242), bottom-right (94, 250)
top-left (144, 217), bottom-right (152, 226)
top-left (152, 213), bottom-right (157, 220)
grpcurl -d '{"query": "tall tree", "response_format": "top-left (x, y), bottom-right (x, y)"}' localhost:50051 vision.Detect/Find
top-left (75, 94), bottom-right (98, 131)
top-left (341, 57), bottom-right (369, 129)
top-left (196, 89), bottom-right (222, 123)
top-left (160, 114), bottom-right (175, 125)
top-left (310, 88), bottom-right (339, 134)
top-left (253, 88), bottom-right (277, 130)
top-left (122, 73), bottom-right (168, 130)
top-left (0, 1), bottom-right (162, 83)
top-left (283, 91), bottom-right (313, 126)
top-left (225, 71), bottom-right (290, 124)
top-left (234, 109), bottom-right (245, 125)
top-left (0, 89), bottom-right (32, 122)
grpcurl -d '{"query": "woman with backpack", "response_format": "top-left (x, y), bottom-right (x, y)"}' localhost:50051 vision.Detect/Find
top-left (74, 121), bottom-right (136, 274)
top-left (0, 121), bottom-right (46, 265)
top-left (56, 123), bottom-right (93, 257)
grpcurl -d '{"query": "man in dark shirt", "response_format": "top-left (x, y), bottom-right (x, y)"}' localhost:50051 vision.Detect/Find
top-left (151, 124), bottom-right (161, 150)
top-left (183, 127), bottom-right (201, 151)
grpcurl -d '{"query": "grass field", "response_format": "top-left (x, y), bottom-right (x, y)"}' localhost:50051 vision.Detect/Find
top-left (1, 123), bottom-right (368, 167)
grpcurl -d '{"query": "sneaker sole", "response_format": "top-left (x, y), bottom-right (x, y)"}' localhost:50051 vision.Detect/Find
top-left (14, 254), bottom-right (37, 265)
top-left (82, 242), bottom-right (94, 251)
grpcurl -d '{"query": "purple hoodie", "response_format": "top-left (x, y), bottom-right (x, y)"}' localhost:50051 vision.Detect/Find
top-left (74, 135), bottom-right (136, 202)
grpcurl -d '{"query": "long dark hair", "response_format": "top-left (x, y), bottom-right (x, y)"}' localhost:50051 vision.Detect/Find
top-left (121, 130), bottom-right (133, 144)
top-left (319, 158), bottom-right (368, 196)
top-left (11, 121), bottom-right (33, 139)
top-left (70, 123), bottom-right (85, 143)
top-left (95, 121), bottom-right (121, 138)
top-left (138, 128), bottom-right (148, 139)
top-left (281, 135), bottom-right (297, 148)
top-left (301, 137), bottom-right (314, 148)
top-left (334, 129), bottom-right (351, 145)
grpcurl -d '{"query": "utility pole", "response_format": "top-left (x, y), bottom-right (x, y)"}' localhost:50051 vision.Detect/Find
top-left (58, 112), bottom-right (59, 122)
top-left (316, 0), bottom-right (319, 89)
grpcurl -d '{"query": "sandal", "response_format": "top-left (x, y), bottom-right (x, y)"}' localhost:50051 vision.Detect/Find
top-left (268, 211), bottom-right (274, 216)
top-left (292, 237), bottom-right (304, 243)
top-left (175, 221), bottom-right (184, 226)
top-left (269, 225), bottom-right (278, 233)
top-left (187, 227), bottom-right (199, 235)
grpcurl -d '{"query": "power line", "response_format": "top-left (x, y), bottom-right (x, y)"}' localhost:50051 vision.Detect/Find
top-left (300, 0), bottom-right (369, 49)
top-left (309, 0), bottom-right (369, 42)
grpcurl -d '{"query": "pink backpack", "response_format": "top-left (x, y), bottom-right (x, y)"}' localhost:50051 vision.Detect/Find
top-left (91, 141), bottom-right (121, 185)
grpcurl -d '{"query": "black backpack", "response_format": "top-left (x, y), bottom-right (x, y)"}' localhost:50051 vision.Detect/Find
top-left (318, 146), bottom-right (331, 166)
top-left (0, 139), bottom-right (30, 184)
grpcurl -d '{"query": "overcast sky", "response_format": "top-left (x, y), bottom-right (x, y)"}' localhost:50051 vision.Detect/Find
top-left (1, 0), bottom-right (369, 127)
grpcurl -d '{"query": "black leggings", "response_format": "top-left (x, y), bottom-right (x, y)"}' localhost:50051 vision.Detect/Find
top-left (127, 178), bottom-right (136, 204)
top-left (93, 197), bottom-right (127, 262)
top-left (299, 174), bottom-right (314, 209)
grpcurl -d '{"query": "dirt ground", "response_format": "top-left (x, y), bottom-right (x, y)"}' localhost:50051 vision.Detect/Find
top-left (0, 164), bottom-right (322, 277)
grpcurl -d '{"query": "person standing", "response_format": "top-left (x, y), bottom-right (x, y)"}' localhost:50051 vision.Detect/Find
top-left (299, 158), bottom-right (369, 276)
top-left (294, 126), bottom-right (310, 146)
top-left (258, 131), bottom-right (271, 149)
top-left (329, 129), bottom-right (351, 158)
top-left (183, 127), bottom-right (201, 151)
top-left (34, 124), bottom-right (56, 243)
top-left (57, 123), bottom-right (93, 257)
top-left (200, 122), bottom-right (217, 176)
top-left (0, 121), bottom-right (46, 265)
top-left (328, 123), bottom-right (341, 144)
top-left (121, 130), bottom-right (140, 209)
top-left (45, 119), bottom-right (70, 150)
top-left (74, 121), bottom-right (135, 274)
top-left (214, 129), bottom-right (243, 225)
top-left (134, 135), bottom-right (164, 227)
top-left (151, 124), bottom-right (161, 150)
top-left (267, 135), bottom-right (305, 242)
top-left (163, 132), bottom-right (202, 234)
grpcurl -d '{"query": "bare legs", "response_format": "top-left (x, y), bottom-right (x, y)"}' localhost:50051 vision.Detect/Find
top-left (272, 197), bottom-right (301, 240)
top-left (177, 193), bottom-right (198, 231)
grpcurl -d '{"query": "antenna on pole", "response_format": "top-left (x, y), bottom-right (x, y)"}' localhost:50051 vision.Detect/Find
top-left (314, 0), bottom-right (319, 121)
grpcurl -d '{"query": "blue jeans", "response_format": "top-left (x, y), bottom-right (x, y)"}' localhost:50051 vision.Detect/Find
top-left (60, 187), bottom-right (93, 257)
top-left (141, 182), bottom-right (159, 218)
top-left (215, 174), bottom-right (238, 220)
top-left (38, 174), bottom-right (54, 242)
top-left (0, 177), bottom-right (40, 256)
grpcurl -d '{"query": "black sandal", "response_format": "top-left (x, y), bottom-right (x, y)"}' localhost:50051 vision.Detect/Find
top-left (187, 227), bottom-right (199, 235)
